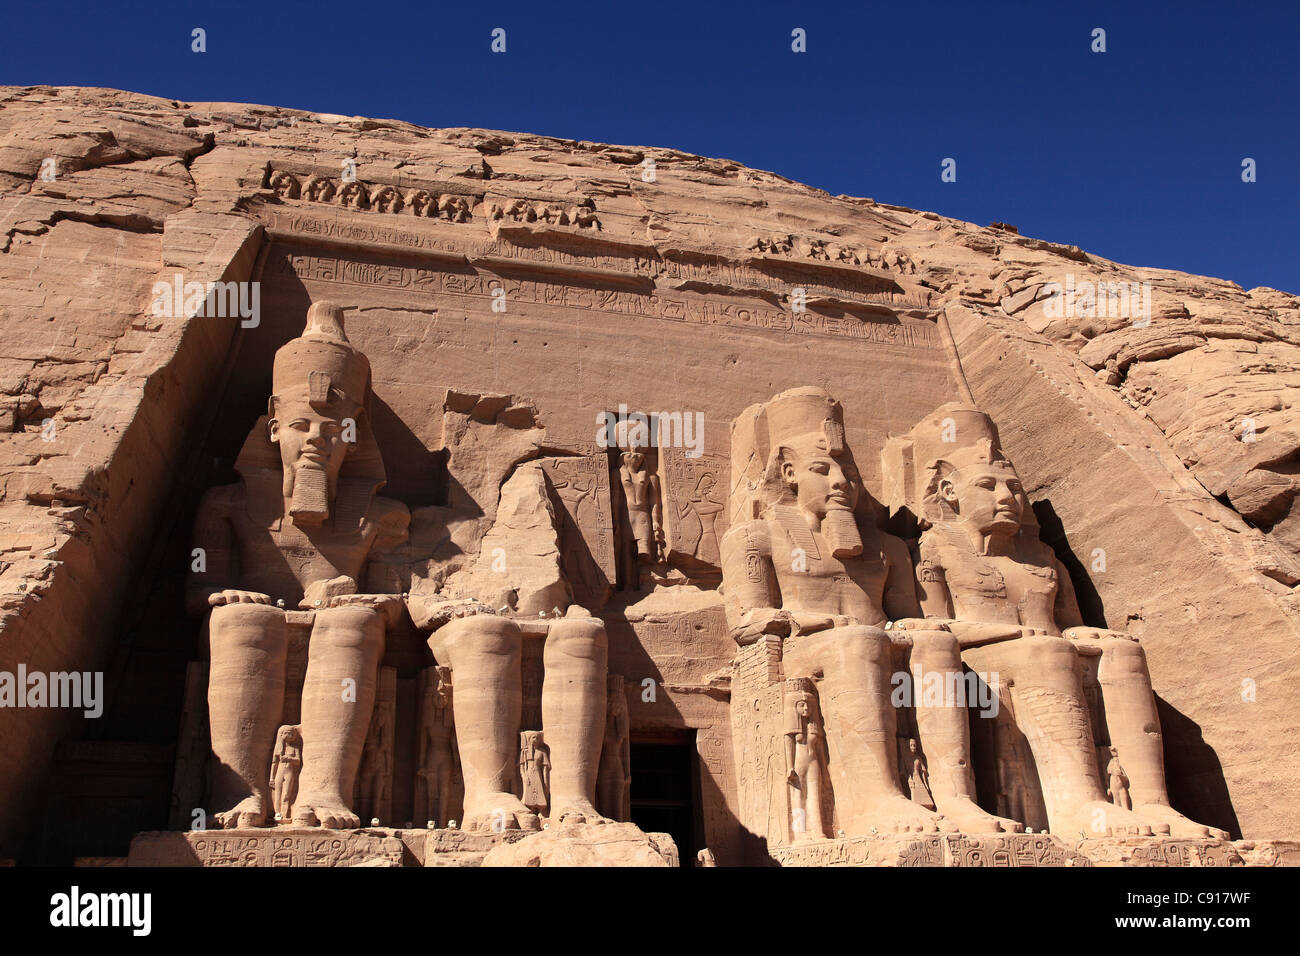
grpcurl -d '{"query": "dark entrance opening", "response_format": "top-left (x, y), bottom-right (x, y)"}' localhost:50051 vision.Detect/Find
top-left (629, 731), bottom-right (703, 866)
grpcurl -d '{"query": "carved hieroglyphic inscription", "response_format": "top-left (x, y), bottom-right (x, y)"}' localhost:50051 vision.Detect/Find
top-left (263, 207), bottom-right (934, 310)
top-left (129, 830), bottom-right (407, 867)
top-left (947, 834), bottom-right (1092, 867)
top-left (269, 248), bottom-right (941, 348)
top-left (540, 456), bottom-right (616, 610)
top-left (770, 835), bottom-right (945, 867)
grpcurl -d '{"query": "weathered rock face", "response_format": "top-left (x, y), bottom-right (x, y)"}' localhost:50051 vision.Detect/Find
top-left (0, 86), bottom-right (1296, 862)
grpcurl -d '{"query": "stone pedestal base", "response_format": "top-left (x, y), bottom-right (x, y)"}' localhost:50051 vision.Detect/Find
top-left (128, 828), bottom-right (414, 867)
top-left (127, 822), bottom-right (678, 867)
top-left (480, 822), bottom-right (679, 867)
top-left (769, 833), bottom-right (1300, 867)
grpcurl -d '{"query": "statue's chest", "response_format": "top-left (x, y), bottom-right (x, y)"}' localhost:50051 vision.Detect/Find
top-left (774, 524), bottom-right (887, 612)
top-left (238, 519), bottom-right (370, 585)
top-left (945, 552), bottom-right (1057, 621)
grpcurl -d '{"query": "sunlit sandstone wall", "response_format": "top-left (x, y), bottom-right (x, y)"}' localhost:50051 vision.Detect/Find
top-left (0, 87), bottom-right (1296, 856)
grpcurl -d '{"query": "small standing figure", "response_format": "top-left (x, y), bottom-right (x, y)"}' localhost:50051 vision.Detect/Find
top-left (418, 666), bottom-right (457, 827)
top-left (357, 698), bottom-right (393, 825)
top-left (518, 731), bottom-right (551, 815)
top-left (1106, 746), bottom-right (1132, 810)
top-left (620, 451), bottom-right (664, 563)
top-left (906, 738), bottom-right (936, 811)
top-left (696, 848), bottom-right (717, 867)
top-left (270, 724), bottom-right (303, 822)
top-left (596, 675), bottom-right (631, 821)
top-left (784, 678), bottom-right (828, 841)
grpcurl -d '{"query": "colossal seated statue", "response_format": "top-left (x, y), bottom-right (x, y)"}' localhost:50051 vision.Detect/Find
top-left (405, 459), bottom-right (612, 832)
top-left (186, 301), bottom-right (410, 829)
top-left (883, 403), bottom-right (1227, 840)
top-left (720, 387), bottom-right (1020, 837)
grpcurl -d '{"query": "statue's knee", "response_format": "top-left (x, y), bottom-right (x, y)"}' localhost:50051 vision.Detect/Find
top-left (544, 617), bottom-right (608, 664)
top-left (1100, 638), bottom-right (1148, 676)
top-left (909, 628), bottom-right (960, 664)
top-left (209, 602), bottom-right (286, 653)
top-left (1021, 635), bottom-right (1077, 671)
top-left (429, 613), bottom-right (522, 661)
top-left (312, 605), bottom-right (384, 652)
top-left (834, 625), bottom-right (891, 666)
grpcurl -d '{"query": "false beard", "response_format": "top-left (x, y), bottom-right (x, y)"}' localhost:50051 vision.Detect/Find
top-left (288, 463), bottom-right (331, 525)
top-left (823, 508), bottom-right (863, 558)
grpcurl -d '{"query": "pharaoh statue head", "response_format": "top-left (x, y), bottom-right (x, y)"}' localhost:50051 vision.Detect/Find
top-left (762, 387), bottom-right (864, 558)
top-left (882, 403), bottom-right (1037, 541)
top-left (266, 301), bottom-right (374, 525)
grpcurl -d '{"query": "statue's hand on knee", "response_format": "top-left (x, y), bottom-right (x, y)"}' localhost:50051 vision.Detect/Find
top-left (326, 592), bottom-right (406, 628)
top-left (407, 594), bottom-right (498, 632)
top-left (208, 589), bottom-right (274, 607)
top-left (732, 607), bottom-right (794, 645)
top-left (1064, 625), bottom-right (1137, 644)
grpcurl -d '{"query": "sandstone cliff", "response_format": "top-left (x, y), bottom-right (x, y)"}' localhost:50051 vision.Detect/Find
top-left (0, 86), bottom-right (1295, 856)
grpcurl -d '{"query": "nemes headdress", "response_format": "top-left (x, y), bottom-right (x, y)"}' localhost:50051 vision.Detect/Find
top-left (237, 301), bottom-right (388, 531)
top-left (881, 403), bottom-right (1023, 528)
top-left (270, 301), bottom-right (371, 415)
top-left (728, 387), bottom-right (853, 522)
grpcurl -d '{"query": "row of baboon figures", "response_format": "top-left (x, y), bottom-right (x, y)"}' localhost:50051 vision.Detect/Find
top-left (187, 300), bottom-right (1224, 841)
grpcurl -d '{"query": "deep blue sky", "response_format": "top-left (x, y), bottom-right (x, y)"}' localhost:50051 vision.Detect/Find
top-left (3, 0), bottom-right (1296, 292)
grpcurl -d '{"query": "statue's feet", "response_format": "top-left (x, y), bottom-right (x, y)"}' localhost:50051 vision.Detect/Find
top-left (291, 793), bottom-right (360, 829)
top-left (1135, 803), bottom-right (1230, 841)
top-left (552, 798), bottom-right (611, 826)
top-left (463, 792), bottom-right (541, 833)
top-left (938, 797), bottom-right (1024, 834)
top-left (215, 795), bottom-right (269, 829)
top-left (853, 795), bottom-right (951, 835)
top-left (1059, 800), bottom-right (1173, 839)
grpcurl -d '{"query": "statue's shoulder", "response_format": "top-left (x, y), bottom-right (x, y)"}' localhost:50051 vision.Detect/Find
top-left (367, 495), bottom-right (411, 547)
top-left (721, 517), bottom-right (773, 555)
top-left (877, 528), bottom-right (914, 571)
top-left (915, 527), bottom-right (953, 573)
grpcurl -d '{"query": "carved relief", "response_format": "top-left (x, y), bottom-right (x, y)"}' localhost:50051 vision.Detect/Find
top-left (540, 456), bottom-right (616, 611)
top-left (355, 667), bottom-right (396, 825)
top-left (270, 724), bottom-right (303, 822)
top-left (415, 665), bottom-right (460, 828)
top-left (745, 234), bottom-right (917, 274)
top-left (659, 449), bottom-right (729, 572)
top-left (596, 675), bottom-right (630, 822)
top-left (265, 168), bottom-right (477, 222)
top-left (489, 197), bottom-right (600, 231)
top-left (784, 677), bottom-right (829, 841)
top-left (518, 731), bottom-right (551, 815)
top-left (270, 247), bottom-right (941, 345)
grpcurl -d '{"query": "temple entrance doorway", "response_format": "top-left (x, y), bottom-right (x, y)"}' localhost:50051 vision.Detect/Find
top-left (629, 731), bottom-right (703, 866)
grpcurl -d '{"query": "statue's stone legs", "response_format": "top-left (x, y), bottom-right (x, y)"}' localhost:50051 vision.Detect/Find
top-left (964, 634), bottom-right (1205, 838)
top-left (542, 617), bottom-right (609, 823)
top-left (427, 615), bottom-right (539, 832)
top-left (784, 625), bottom-right (947, 835)
top-left (907, 629), bottom-right (1022, 833)
top-left (292, 606), bottom-right (384, 829)
top-left (207, 603), bottom-right (287, 828)
top-left (1090, 637), bottom-right (1228, 839)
